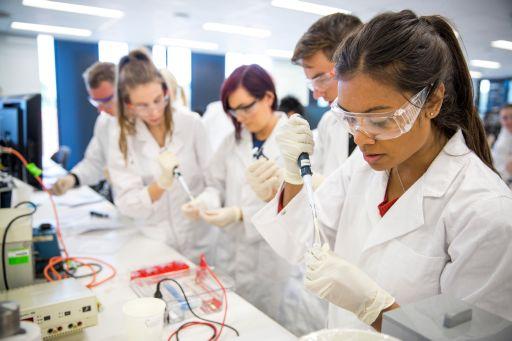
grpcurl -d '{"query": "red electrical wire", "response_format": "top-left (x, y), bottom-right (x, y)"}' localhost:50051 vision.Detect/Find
top-left (202, 256), bottom-right (228, 341)
top-left (2, 146), bottom-right (117, 288)
top-left (168, 321), bottom-right (218, 341)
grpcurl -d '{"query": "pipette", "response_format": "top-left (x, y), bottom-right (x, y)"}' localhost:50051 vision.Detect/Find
top-left (173, 167), bottom-right (195, 202)
top-left (297, 153), bottom-right (327, 247)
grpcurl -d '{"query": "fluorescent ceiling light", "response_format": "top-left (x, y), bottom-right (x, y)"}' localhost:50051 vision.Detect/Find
top-left (11, 21), bottom-right (91, 37)
top-left (469, 70), bottom-right (482, 78)
top-left (23, 0), bottom-right (123, 18)
top-left (266, 49), bottom-right (293, 59)
top-left (470, 59), bottom-right (501, 69)
top-left (271, 0), bottom-right (350, 15)
top-left (203, 23), bottom-right (271, 38)
top-left (157, 38), bottom-right (218, 51)
top-left (491, 40), bottom-right (512, 51)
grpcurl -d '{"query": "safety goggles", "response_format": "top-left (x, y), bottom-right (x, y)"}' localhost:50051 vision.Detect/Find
top-left (228, 99), bottom-right (259, 118)
top-left (306, 72), bottom-right (335, 92)
top-left (132, 96), bottom-right (169, 116)
top-left (330, 86), bottom-right (431, 140)
top-left (88, 94), bottom-right (114, 108)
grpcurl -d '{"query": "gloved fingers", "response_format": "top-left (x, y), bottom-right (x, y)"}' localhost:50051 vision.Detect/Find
top-left (257, 163), bottom-right (280, 180)
top-left (247, 158), bottom-right (267, 172)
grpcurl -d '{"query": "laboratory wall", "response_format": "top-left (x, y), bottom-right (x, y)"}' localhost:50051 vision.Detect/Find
top-left (0, 34), bottom-right (40, 97)
top-left (54, 39), bottom-right (99, 170)
top-left (190, 52), bottom-right (225, 114)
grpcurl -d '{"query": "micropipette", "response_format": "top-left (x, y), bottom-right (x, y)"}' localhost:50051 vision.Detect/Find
top-left (173, 167), bottom-right (195, 201)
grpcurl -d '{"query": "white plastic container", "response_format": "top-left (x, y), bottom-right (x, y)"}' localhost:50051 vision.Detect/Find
top-left (300, 328), bottom-right (401, 341)
top-left (122, 297), bottom-right (166, 341)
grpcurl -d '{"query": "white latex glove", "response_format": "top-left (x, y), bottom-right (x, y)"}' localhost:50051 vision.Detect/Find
top-left (156, 151), bottom-right (179, 189)
top-left (245, 158), bottom-right (284, 202)
top-left (304, 243), bottom-right (395, 325)
top-left (181, 197), bottom-right (207, 221)
top-left (275, 114), bottom-right (314, 185)
top-left (51, 174), bottom-right (76, 195)
top-left (200, 207), bottom-right (242, 228)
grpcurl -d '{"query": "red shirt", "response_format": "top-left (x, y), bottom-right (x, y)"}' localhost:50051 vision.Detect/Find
top-left (378, 197), bottom-right (399, 217)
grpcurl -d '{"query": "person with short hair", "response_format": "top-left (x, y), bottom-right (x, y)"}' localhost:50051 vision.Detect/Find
top-left (51, 62), bottom-right (117, 195)
top-left (278, 95), bottom-right (305, 117)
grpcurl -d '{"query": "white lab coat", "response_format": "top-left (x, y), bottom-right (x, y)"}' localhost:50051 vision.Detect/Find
top-left (312, 110), bottom-right (349, 177)
top-left (71, 112), bottom-right (115, 185)
top-left (108, 107), bottom-right (216, 263)
top-left (199, 113), bottom-right (328, 336)
top-left (492, 128), bottom-right (512, 183)
top-left (202, 101), bottom-right (234, 154)
top-left (253, 130), bottom-right (512, 328)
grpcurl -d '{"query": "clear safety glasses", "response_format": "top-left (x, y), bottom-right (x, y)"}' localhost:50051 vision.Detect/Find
top-left (330, 86), bottom-right (431, 140)
top-left (132, 96), bottom-right (169, 116)
top-left (88, 94), bottom-right (114, 108)
top-left (306, 72), bottom-right (335, 92)
top-left (228, 99), bottom-right (259, 118)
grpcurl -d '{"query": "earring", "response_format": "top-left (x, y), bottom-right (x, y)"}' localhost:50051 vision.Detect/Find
top-left (429, 112), bottom-right (435, 117)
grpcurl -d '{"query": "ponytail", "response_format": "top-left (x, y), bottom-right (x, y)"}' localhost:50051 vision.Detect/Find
top-left (334, 10), bottom-right (496, 172)
top-left (117, 48), bottom-right (173, 162)
top-left (422, 16), bottom-right (495, 172)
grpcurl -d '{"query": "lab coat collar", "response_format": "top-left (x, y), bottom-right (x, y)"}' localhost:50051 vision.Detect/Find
top-left (422, 129), bottom-right (470, 198)
top-left (362, 130), bottom-right (468, 252)
top-left (133, 116), bottom-right (184, 154)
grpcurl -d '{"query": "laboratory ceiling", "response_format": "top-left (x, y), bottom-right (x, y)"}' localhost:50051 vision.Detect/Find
top-left (0, 0), bottom-right (511, 78)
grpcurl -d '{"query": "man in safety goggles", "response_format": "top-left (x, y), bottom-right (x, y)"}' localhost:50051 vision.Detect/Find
top-left (51, 62), bottom-right (117, 197)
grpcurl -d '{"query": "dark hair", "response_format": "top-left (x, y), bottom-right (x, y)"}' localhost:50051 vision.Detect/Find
top-left (292, 13), bottom-right (362, 64)
top-left (334, 10), bottom-right (495, 172)
top-left (278, 95), bottom-right (305, 115)
top-left (83, 62), bottom-right (115, 89)
top-left (220, 64), bottom-right (277, 141)
top-left (116, 48), bottom-right (172, 161)
top-left (500, 103), bottom-right (512, 111)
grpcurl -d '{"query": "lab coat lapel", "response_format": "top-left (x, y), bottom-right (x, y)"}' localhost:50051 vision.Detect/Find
top-left (234, 129), bottom-right (254, 168)
top-left (362, 130), bottom-right (470, 252)
top-left (365, 170), bottom-right (388, 228)
top-left (261, 113), bottom-right (286, 162)
top-left (363, 179), bottom-right (425, 252)
top-left (134, 119), bottom-right (158, 157)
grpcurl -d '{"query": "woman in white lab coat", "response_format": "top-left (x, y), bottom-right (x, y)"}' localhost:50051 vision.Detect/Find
top-left (181, 64), bottom-right (327, 335)
top-left (492, 104), bottom-right (512, 186)
top-left (252, 10), bottom-right (512, 330)
top-left (108, 49), bottom-right (215, 262)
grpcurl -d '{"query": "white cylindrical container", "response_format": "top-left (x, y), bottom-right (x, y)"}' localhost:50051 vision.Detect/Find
top-left (122, 297), bottom-right (166, 341)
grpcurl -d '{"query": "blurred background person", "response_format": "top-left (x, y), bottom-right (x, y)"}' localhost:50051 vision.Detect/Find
top-left (278, 95), bottom-right (305, 117)
top-left (492, 103), bottom-right (512, 186)
top-left (51, 62), bottom-right (117, 198)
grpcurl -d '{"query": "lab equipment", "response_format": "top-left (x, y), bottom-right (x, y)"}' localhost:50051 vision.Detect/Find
top-left (300, 328), bottom-right (399, 341)
top-left (330, 86), bottom-right (430, 140)
top-left (173, 167), bottom-right (195, 201)
top-left (32, 224), bottom-right (60, 278)
top-left (0, 94), bottom-right (43, 189)
top-left (297, 153), bottom-right (326, 247)
top-left (130, 261), bottom-right (233, 324)
top-left (89, 210), bottom-right (109, 218)
top-left (252, 146), bottom-right (268, 160)
top-left (0, 207), bottom-right (34, 291)
top-left (0, 301), bottom-right (41, 341)
top-left (382, 294), bottom-right (512, 340)
top-left (122, 297), bottom-right (166, 341)
top-left (0, 278), bottom-right (99, 340)
top-left (0, 172), bottom-right (14, 209)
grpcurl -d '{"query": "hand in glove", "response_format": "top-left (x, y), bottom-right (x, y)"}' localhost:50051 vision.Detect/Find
top-left (51, 174), bottom-right (76, 195)
top-left (304, 243), bottom-right (395, 325)
top-left (200, 207), bottom-right (242, 228)
top-left (276, 114), bottom-right (314, 185)
top-left (181, 198), bottom-right (207, 221)
top-left (245, 159), bottom-right (284, 202)
top-left (156, 151), bottom-right (179, 189)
